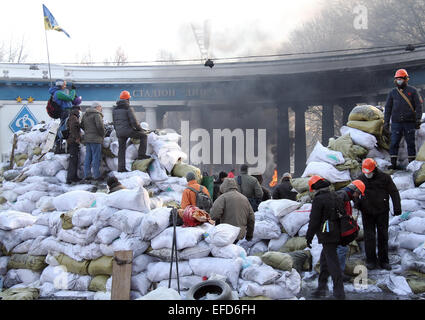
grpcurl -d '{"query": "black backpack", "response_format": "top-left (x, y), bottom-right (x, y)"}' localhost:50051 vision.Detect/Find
top-left (187, 186), bottom-right (213, 213)
top-left (46, 96), bottom-right (62, 119)
top-left (331, 192), bottom-right (360, 246)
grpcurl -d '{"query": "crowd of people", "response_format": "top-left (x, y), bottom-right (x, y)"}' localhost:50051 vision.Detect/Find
top-left (46, 68), bottom-right (422, 300)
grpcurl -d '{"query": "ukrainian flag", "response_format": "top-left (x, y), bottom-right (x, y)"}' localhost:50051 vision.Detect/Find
top-left (42, 4), bottom-right (70, 38)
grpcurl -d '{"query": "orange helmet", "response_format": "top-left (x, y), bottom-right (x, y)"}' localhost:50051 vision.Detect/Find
top-left (308, 175), bottom-right (324, 192)
top-left (120, 90), bottom-right (131, 100)
top-left (394, 69), bottom-right (409, 79)
top-left (362, 158), bottom-right (376, 174)
top-left (351, 180), bottom-right (365, 196)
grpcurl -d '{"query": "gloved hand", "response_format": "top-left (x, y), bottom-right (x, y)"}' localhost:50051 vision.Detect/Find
top-left (306, 238), bottom-right (312, 249)
top-left (394, 209), bottom-right (402, 216)
top-left (416, 120), bottom-right (421, 130)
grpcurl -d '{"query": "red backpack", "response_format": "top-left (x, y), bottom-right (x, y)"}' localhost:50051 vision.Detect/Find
top-left (46, 96), bottom-right (62, 119)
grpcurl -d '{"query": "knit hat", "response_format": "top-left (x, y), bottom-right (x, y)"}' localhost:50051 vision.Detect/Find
top-left (55, 79), bottom-right (65, 86)
top-left (281, 172), bottom-right (292, 181)
top-left (240, 164), bottom-right (248, 174)
top-left (186, 172), bottom-right (196, 182)
top-left (311, 179), bottom-right (331, 191)
top-left (92, 102), bottom-right (102, 109)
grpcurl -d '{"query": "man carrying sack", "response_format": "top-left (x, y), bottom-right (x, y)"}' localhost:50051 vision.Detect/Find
top-left (384, 68), bottom-right (423, 169)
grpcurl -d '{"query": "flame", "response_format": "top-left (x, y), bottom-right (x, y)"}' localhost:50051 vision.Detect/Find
top-left (269, 169), bottom-right (278, 187)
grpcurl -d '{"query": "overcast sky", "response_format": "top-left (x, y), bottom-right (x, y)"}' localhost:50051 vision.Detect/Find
top-left (0, 0), bottom-right (321, 65)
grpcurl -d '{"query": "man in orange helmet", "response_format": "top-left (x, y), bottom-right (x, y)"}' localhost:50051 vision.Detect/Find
top-left (357, 158), bottom-right (401, 271)
top-left (112, 90), bottom-right (150, 172)
top-left (384, 69), bottom-right (423, 169)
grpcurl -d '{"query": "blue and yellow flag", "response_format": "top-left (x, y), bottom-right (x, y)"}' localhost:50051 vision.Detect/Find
top-left (42, 4), bottom-right (70, 38)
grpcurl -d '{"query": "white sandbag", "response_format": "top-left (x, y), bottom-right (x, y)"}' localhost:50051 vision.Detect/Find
top-left (71, 207), bottom-right (101, 228)
top-left (381, 274), bottom-right (413, 296)
top-left (21, 224), bottom-right (50, 242)
top-left (189, 257), bottom-right (243, 289)
top-left (136, 286), bottom-right (182, 300)
top-left (241, 264), bottom-right (280, 285)
top-left (57, 225), bottom-right (99, 246)
top-left (112, 170), bottom-right (152, 187)
top-left (0, 229), bottom-right (24, 252)
top-left (255, 209), bottom-right (280, 224)
top-left (401, 199), bottom-right (425, 212)
top-left (11, 199), bottom-right (36, 213)
top-left (211, 244), bottom-right (247, 259)
top-left (407, 160), bottom-right (425, 173)
top-left (104, 187), bottom-right (151, 213)
top-left (0, 256), bottom-right (10, 275)
top-left (400, 188), bottom-right (425, 201)
top-left (258, 199), bottom-right (302, 219)
top-left (2, 190), bottom-right (18, 203)
top-left (53, 290), bottom-right (95, 300)
top-left (55, 170), bottom-right (68, 184)
top-left (403, 217), bottom-right (425, 234)
top-left (126, 144), bottom-right (139, 161)
top-left (119, 176), bottom-right (145, 190)
top-left (17, 190), bottom-right (48, 203)
top-left (340, 125), bottom-right (377, 150)
top-left (306, 141), bottom-right (345, 165)
top-left (375, 158), bottom-right (392, 170)
top-left (28, 236), bottom-right (49, 256)
top-left (302, 161), bottom-right (351, 183)
top-left (11, 240), bottom-right (32, 253)
top-left (99, 235), bottom-right (149, 258)
top-left (53, 190), bottom-right (97, 211)
top-left (398, 232), bottom-right (425, 250)
top-left (39, 282), bottom-right (58, 297)
top-left (43, 160), bottom-right (64, 176)
top-left (253, 220), bottom-right (281, 240)
top-left (146, 261), bottom-right (192, 282)
top-left (131, 272), bottom-right (151, 295)
top-left (179, 241), bottom-right (211, 260)
top-left (139, 207), bottom-right (172, 241)
top-left (158, 275), bottom-right (203, 292)
top-left (148, 158), bottom-right (169, 182)
top-left (206, 224), bottom-right (240, 247)
top-left (36, 196), bottom-right (56, 212)
top-left (392, 172), bottom-right (415, 191)
top-left (4, 269), bottom-right (41, 287)
top-left (132, 254), bottom-right (160, 274)
top-left (268, 233), bottom-right (290, 251)
top-left (108, 209), bottom-right (146, 234)
top-left (0, 210), bottom-right (37, 231)
top-left (298, 223), bottom-right (309, 237)
top-left (249, 240), bottom-right (269, 256)
top-left (14, 182), bottom-right (49, 195)
top-left (151, 226), bottom-right (205, 250)
top-left (95, 227), bottom-right (121, 245)
top-left (280, 204), bottom-right (311, 237)
top-left (35, 211), bottom-right (62, 227)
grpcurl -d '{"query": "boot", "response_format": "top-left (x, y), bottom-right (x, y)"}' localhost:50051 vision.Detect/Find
top-left (389, 156), bottom-right (398, 170)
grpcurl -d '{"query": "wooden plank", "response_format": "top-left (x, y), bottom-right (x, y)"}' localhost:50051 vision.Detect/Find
top-left (9, 134), bottom-right (17, 170)
top-left (111, 250), bottom-right (133, 300)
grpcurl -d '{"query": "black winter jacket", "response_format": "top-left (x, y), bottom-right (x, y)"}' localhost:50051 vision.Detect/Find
top-left (306, 188), bottom-right (342, 244)
top-left (272, 180), bottom-right (297, 201)
top-left (112, 99), bottom-right (142, 138)
top-left (384, 85), bottom-right (423, 124)
top-left (357, 168), bottom-right (401, 216)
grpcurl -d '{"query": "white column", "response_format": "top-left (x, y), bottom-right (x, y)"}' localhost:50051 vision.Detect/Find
top-left (144, 106), bottom-right (158, 130)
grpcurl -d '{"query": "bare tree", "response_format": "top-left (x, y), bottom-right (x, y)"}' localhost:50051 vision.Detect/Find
top-left (156, 49), bottom-right (177, 64)
top-left (0, 36), bottom-right (28, 63)
top-left (103, 46), bottom-right (128, 66)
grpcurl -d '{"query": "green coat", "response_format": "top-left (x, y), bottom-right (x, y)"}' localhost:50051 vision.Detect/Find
top-left (236, 174), bottom-right (264, 200)
top-left (81, 108), bottom-right (105, 144)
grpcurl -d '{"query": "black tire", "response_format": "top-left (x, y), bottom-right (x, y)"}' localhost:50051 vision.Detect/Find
top-left (186, 280), bottom-right (233, 300)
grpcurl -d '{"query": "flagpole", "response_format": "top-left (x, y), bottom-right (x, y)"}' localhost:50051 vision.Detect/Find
top-left (44, 28), bottom-right (53, 87)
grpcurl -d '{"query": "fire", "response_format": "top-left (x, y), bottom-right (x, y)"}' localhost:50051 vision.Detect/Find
top-left (269, 169), bottom-right (278, 187)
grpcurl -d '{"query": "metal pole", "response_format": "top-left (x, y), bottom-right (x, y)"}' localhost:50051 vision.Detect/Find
top-left (44, 28), bottom-right (52, 86)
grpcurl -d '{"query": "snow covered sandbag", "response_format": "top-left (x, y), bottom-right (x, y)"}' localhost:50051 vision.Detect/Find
top-left (302, 161), bottom-right (351, 183)
top-left (2, 190), bottom-right (18, 203)
top-left (95, 227), bottom-right (121, 245)
top-left (53, 190), bottom-right (97, 211)
top-left (11, 240), bottom-right (33, 254)
top-left (11, 199), bottom-right (36, 213)
top-left (146, 261), bottom-right (192, 282)
top-left (398, 232), bottom-right (425, 250)
top-left (401, 199), bottom-right (425, 212)
top-left (258, 199), bottom-right (302, 219)
top-left (20, 224), bottom-right (50, 242)
top-left (189, 257), bottom-right (243, 289)
top-left (268, 234), bottom-right (290, 251)
top-left (0, 210), bottom-right (37, 231)
top-left (241, 264), bottom-right (280, 285)
top-left (136, 286), bottom-right (182, 300)
top-left (139, 207), bottom-right (172, 241)
top-left (400, 188), bottom-right (425, 201)
top-left (99, 235), bottom-right (149, 258)
top-left (27, 236), bottom-right (49, 256)
top-left (151, 226), bottom-right (205, 250)
top-left (306, 141), bottom-right (345, 166)
top-left (14, 182), bottom-right (49, 195)
top-left (108, 209), bottom-right (146, 234)
top-left (211, 244), bottom-right (247, 259)
top-left (0, 229), bottom-right (24, 252)
top-left (104, 187), bottom-right (151, 213)
top-left (17, 190), bottom-right (48, 203)
top-left (131, 272), bottom-right (151, 295)
top-left (43, 160), bottom-right (65, 177)
top-left (206, 224), bottom-right (240, 247)
top-left (279, 203), bottom-right (311, 237)
top-left (392, 172), bottom-right (415, 191)
top-left (36, 196), bottom-right (56, 212)
top-left (71, 207), bottom-right (101, 228)
top-left (55, 170), bottom-right (68, 184)
top-left (402, 217), bottom-right (425, 234)
top-left (340, 126), bottom-right (377, 150)
top-left (0, 256), bottom-right (10, 275)
top-left (253, 220), bottom-right (281, 239)
top-left (132, 254), bottom-right (160, 274)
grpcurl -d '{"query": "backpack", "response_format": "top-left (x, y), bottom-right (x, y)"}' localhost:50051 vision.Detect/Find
top-left (60, 116), bottom-right (70, 140)
top-left (331, 191), bottom-right (360, 246)
top-left (187, 186), bottom-right (213, 213)
top-left (46, 96), bottom-right (62, 119)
